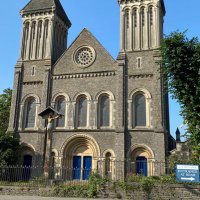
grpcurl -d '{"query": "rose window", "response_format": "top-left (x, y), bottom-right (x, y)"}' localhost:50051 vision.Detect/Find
top-left (74, 46), bottom-right (95, 67)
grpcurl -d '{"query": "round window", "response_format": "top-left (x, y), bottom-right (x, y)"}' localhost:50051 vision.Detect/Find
top-left (74, 46), bottom-right (96, 67)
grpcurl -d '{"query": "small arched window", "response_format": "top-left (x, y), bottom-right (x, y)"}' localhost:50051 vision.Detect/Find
top-left (56, 97), bottom-right (66, 127)
top-left (38, 21), bottom-right (42, 39)
top-left (134, 94), bottom-right (146, 126)
top-left (25, 98), bottom-right (36, 128)
top-left (99, 95), bottom-right (110, 127)
top-left (105, 152), bottom-right (112, 177)
top-left (133, 9), bottom-right (137, 27)
top-left (25, 22), bottom-right (30, 41)
top-left (141, 8), bottom-right (145, 26)
top-left (149, 7), bottom-right (153, 26)
top-left (77, 96), bottom-right (87, 127)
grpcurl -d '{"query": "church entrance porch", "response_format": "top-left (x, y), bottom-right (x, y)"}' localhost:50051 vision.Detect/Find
top-left (61, 134), bottom-right (100, 181)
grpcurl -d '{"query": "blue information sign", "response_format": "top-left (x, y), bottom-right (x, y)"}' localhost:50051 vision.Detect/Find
top-left (176, 164), bottom-right (199, 183)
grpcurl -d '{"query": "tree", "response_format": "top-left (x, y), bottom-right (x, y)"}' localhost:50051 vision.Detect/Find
top-left (160, 32), bottom-right (200, 162)
top-left (0, 89), bottom-right (20, 166)
top-left (0, 88), bottom-right (12, 134)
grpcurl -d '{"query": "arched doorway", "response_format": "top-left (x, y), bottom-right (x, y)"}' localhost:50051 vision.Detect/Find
top-left (61, 134), bottom-right (100, 180)
top-left (23, 154), bottom-right (32, 167)
top-left (128, 144), bottom-right (154, 176)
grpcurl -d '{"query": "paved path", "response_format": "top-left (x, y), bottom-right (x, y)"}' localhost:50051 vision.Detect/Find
top-left (0, 196), bottom-right (115, 200)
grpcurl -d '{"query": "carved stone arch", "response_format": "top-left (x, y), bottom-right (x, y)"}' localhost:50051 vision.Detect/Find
top-left (147, 3), bottom-right (155, 9)
top-left (139, 5), bottom-right (147, 10)
top-left (95, 91), bottom-right (115, 101)
top-left (127, 143), bottom-right (154, 159)
top-left (52, 148), bottom-right (59, 157)
top-left (20, 142), bottom-right (36, 166)
top-left (122, 6), bottom-right (131, 12)
top-left (73, 92), bottom-right (92, 101)
top-left (20, 142), bottom-right (36, 153)
top-left (61, 134), bottom-right (100, 158)
top-left (102, 149), bottom-right (116, 158)
top-left (127, 144), bottom-right (155, 176)
top-left (23, 19), bottom-right (31, 25)
top-left (129, 88), bottom-right (152, 100)
top-left (21, 94), bottom-right (41, 104)
top-left (61, 134), bottom-right (101, 177)
top-left (52, 93), bottom-right (70, 103)
top-left (131, 6), bottom-right (139, 13)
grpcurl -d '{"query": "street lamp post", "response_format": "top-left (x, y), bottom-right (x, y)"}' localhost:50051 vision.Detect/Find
top-left (38, 106), bottom-right (63, 178)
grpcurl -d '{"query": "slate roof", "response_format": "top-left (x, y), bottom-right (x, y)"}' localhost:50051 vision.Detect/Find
top-left (21, 0), bottom-right (71, 26)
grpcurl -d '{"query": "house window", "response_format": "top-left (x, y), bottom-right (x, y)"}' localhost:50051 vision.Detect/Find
top-left (134, 94), bottom-right (146, 126)
top-left (99, 95), bottom-right (110, 127)
top-left (25, 98), bottom-right (36, 128)
top-left (56, 97), bottom-right (66, 127)
top-left (77, 96), bottom-right (87, 127)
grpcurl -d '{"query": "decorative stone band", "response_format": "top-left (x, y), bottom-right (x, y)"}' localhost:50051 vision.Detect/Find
top-left (23, 81), bottom-right (43, 85)
top-left (128, 74), bottom-right (153, 79)
top-left (53, 71), bottom-right (116, 80)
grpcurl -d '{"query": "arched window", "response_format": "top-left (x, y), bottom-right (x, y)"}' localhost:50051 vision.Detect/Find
top-left (105, 152), bottom-right (112, 177)
top-left (99, 95), bottom-right (110, 127)
top-left (134, 94), bottom-right (146, 126)
top-left (36, 20), bottom-right (42, 58)
top-left (76, 96), bottom-right (87, 127)
top-left (141, 8), bottom-right (145, 27)
top-left (25, 98), bottom-right (36, 128)
top-left (56, 97), bottom-right (66, 127)
top-left (133, 9), bottom-right (137, 27)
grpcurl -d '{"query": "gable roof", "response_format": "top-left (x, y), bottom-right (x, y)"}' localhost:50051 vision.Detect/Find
top-left (21, 0), bottom-right (71, 26)
top-left (53, 28), bottom-right (117, 75)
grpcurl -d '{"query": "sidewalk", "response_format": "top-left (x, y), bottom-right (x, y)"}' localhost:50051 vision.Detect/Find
top-left (0, 196), bottom-right (115, 200)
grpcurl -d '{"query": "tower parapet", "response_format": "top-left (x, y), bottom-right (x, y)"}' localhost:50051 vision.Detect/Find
top-left (118, 0), bottom-right (165, 51)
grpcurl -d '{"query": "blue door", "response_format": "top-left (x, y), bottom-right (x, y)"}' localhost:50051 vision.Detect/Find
top-left (73, 156), bottom-right (81, 180)
top-left (22, 155), bottom-right (32, 180)
top-left (83, 156), bottom-right (92, 180)
top-left (136, 156), bottom-right (147, 176)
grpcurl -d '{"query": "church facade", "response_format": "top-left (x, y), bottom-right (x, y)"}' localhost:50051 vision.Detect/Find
top-left (8, 0), bottom-right (173, 180)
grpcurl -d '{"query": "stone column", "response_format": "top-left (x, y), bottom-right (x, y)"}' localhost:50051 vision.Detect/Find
top-left (32, 21), bottom-right (38, 60)
top-left (19, 23), bottom-right (25, 60)
top-left (39, 20), bottom-right (45, 59)
top-left (128, 100), bottom-right (132, 129)
top-left (120, 9), bottom-right (125, 51)
top-left (26, 22), bottom-right (32, 60)
top-left (45, 19), bottom-right (53, 59)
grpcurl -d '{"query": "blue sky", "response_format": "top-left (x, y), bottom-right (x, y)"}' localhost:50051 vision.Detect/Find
top-left (0, 0), bottom-right (199, 138)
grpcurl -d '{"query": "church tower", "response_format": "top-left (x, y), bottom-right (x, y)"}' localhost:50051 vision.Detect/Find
top-left (118, 0), bottom-right (170, 163)
top-left (19, 0), bottom-right (71, 62)
top-left (119, 0), bottom-right (165, 51)
top-left (8, 0), bottom-right (71, 133)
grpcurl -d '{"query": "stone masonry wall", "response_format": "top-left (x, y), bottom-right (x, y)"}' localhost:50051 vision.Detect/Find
top-left (0, 184), bottom-right (200, 199)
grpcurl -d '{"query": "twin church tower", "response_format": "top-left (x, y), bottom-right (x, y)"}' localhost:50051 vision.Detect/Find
top-left (8, 0), bottom-right (174, 179)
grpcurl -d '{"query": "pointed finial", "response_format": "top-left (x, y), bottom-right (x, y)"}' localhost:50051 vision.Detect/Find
top-left (176, 128), bottom-right (181, 142)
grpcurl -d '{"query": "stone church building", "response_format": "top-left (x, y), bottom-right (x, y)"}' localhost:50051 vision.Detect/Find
top-left (8, 0), bottom-right (174, 180)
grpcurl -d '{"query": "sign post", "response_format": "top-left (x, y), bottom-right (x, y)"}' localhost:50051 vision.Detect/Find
top-left (176, 164), bottom-right (199, 183)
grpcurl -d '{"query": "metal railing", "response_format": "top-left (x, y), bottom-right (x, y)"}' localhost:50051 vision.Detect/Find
top-left (0, 160), bottom-right (175, 187)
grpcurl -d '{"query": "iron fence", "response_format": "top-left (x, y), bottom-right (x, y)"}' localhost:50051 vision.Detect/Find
top-left (0, 160), bottom-right (175, 187)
